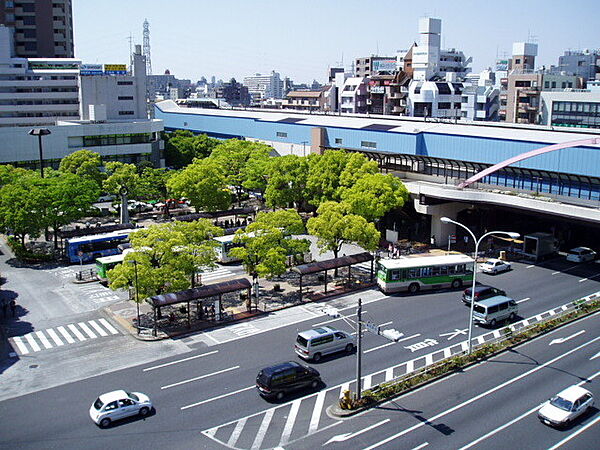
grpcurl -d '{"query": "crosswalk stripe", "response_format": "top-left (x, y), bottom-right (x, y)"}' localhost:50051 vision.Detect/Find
top-left (12, 336), bottom-right (29, 354)
top-left (25, 333), bottom-right (41, 352)
top-left (280, 399), bottom-right (301, 446)
top-left (227, 418), bottom-right (247, 448)
top-left (78, 322), bottom-right (97, 339)
top-left (99, 318), bottom-right (119, 334)
top-left (68, 324), bottom-right (86, 341)
top-left (251, 409), bottom-right (274, 450)
top-left (58, 326), bottom-right (76, 343)
top-left (36, 331), bottom-right (53, 349)
top-left (88, 320), bottom-right (108, 336)
top-left (308, 391), bottom-right (327, 434)
top-left (46, 328), bottom-right (64, 346)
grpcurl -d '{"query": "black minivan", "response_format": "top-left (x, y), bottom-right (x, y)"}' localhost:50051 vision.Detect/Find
top-left (256, 361), bottom-right (321, 400)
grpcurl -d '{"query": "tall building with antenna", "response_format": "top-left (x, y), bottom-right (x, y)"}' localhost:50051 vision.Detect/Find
top-left (143, 19), bottom-right (152, 75)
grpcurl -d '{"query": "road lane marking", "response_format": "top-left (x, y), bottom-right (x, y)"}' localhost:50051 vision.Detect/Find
top-left (579, 278), bottom-right (588, 283)
top-left (309, 391), bottom-right (327, 434)
top-left (46, 328), bottom-right (64, 346)
top-left (549, 330), bottom-right (585, 345)
top-left (379, 321), bottom-right (393, 327)
top-left (227, 417), bottom-right (247, 448)
top-left (12, 336), bottom-right (29, 354)
top-left (162, 366), bottom-right (239, 390)
top-left (78, 322), bottom-right (96, 339)
top-left (181, 385), bottom-right (255, 410)
top-left (324, 419), bottom-right (390, 446)
top-left (57, 326), bottom-right (76, 343)
top-left (251, 408), bottom-right (274, 449)
top-left (412, 443), bottom-right (429, 450)
top-left (143, 350), bottom-right (219, 372)
top-left (462, 369), bottom-right (600, 449)
top-left (98, 318), bottom-right (119, 334)
top-left (24, 333), bottom-right (41, 352)
top-left (549, 414), bottom-right (600, 449)
top-left (36, 331), bottom-right (53, 349)
top-left (363, 335), bottom-right (600, 450)
top-left (280, 399), bottom-right (301, 446)
top-left (398, 333), bottom-right (421, 342)
top-left (517, 297), bottom-right (531, 303)
top-left (526, 264), bottom-right (535, 268)
top-left (299, 305), bottom-right (323, 317)
top-left (88, 320), bottom-right (108, 337)
top-left (364, 342), bottom-right (394, 354)
top-left (312, 312), bottom-right (362, 328)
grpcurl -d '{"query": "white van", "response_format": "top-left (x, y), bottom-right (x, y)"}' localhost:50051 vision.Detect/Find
top-left (294, 326), bottom-right (355, 362)
top-left (472, 295), bottom-right (518, 327)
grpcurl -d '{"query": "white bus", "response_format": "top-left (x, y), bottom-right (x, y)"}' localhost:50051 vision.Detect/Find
top-left (377, 254), bottom-right (474, 294)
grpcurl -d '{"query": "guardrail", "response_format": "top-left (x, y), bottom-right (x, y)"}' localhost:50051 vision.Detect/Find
top-left (363, 290), bottom-right (600, 399)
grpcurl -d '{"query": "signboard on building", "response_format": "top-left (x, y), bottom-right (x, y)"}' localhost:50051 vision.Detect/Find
top-left (104, 64), bottom-right (127, 75)
top-left (372, 59), bottom-right (397, 72)
top-left (80, 64), bottom-right (103, 76)
top-left (495, 59), bottom-right (509, 71)
top-left (370, 86), bottom-right (385, 94)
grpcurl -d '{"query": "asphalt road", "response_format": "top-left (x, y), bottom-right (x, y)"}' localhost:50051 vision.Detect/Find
top-left (1, 255), bottom-right (599, 449)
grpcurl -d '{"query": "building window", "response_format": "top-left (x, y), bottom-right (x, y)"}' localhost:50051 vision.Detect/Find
top-left (544, 81), bottom-right (549, 89)
top-left (118, 111), bottom-right (134, 115)
top-left (117, 96), bottom-right (134, 100)
top-left (117, 81), bottom-right (133, 86)
top-left (438, 102), bottom-right (451, 109)
top-left (22, 16), bottom-right (35, 25)
top-left (276, 131), bottom-right (287, 138)
top-left (24, 42), bottom-right (36, 51)
top-left (335, 138), bottom-right (343, 144)
top-left (22, 3), bottom-right (35, 12)
top-left (361, 141), bottom-right (377, 148)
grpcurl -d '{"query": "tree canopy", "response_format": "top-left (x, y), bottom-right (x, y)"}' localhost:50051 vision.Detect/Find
top-left (103, 162), bottom-right (141, 198)
top-left (164, 130), bottom-right (220, 168)
top-left (264, 155), bottom-right (309, 210)
top-left (58, 149), bottom-right (104, 187)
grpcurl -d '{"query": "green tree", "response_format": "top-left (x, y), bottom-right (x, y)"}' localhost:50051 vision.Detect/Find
top-left (164, 130), bottom-right (220, 168)
top-left (253, 209), bottom-right (307, 236)
top-left (44, 172), bottom-right (100, 245)
top-left (166, 158), bottom-right (231, 212)
top-left (307, 201), bottom-right (380, 275)
top-left (103, 162), bottom-right (140, 198)
top-left (0, 165), bottom-right (33, 187)
top-left (137, 167), bottom-right (173, 201)
top-left (107, 220), bottom-right (222, 299)
top-left (338, 152), bottom-right (379, 192)
top-left (0, 176), bottom-right (46, 245)
top-left (209, 139), bottom-right (272, 204)
top-left (305, 150), bottom-right (349, 206)
top-left (264, 155), bottom-right (309, 209)
top-left (58, 149), bottom-right (104, 187)
top-left (340, 173), bottom-right (409, 222)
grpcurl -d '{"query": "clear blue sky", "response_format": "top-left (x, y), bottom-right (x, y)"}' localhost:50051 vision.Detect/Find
top-left (73, 0), bottom-right (600, 84)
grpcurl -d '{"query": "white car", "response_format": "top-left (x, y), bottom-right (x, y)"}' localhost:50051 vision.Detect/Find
top-left (566, 247), bottom-right (596, 263)
top-left (89, 390), bottom-right (152, 428)
top-left (538, 385), bottom-right (594, 427)
top-left (479, 258), bottom-right (511, 274)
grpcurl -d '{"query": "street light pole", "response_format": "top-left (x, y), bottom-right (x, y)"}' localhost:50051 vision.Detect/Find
top-left (28, 128), bottom-right (51, 178)
top-left (355, 297), bottom-right (362, 401)
top-left (128, 259), bottom-right (141, 335)
top-left (440, 217), bottom-right (519, 354)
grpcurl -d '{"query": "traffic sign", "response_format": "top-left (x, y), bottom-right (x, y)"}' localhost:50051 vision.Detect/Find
top-left (364, 321), bottom-right (380, 335)
top-left (448, 234), bottom-right (457, 244)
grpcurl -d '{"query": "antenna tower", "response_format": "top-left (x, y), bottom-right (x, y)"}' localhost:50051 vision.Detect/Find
top-left (143, 19), bottom-right (152, 75)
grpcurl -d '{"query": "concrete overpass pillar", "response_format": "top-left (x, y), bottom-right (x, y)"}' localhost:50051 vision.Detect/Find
top-left (414, 199), bottom-right (466, 247)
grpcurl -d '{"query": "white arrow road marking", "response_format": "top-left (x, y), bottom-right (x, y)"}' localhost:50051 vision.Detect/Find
top-left (591, 351), bottom-right (600, 360)
top-left (549, 330), bottom-right (585, 345)
top-left (323, 419), bottom-right (390, 446)
top-left (439, 328), bottom-right (468, 340)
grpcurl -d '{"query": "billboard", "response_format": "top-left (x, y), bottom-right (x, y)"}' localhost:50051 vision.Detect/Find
top-left (104, 64), bottom-right (127, 75)
top-left (80, 64), bottom-right (103, 76)
top-left (372, 59), bottom-right (397, 72)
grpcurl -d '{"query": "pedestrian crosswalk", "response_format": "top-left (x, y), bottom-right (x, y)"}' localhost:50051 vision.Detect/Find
top-left (199, 267), bottom-right (235, 283)
top-left (352, 261), bottom-right (375, 273)
top-left (9, 318), bottom-right (119, 356)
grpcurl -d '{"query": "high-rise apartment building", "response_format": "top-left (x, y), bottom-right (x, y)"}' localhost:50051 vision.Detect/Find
top-left (0, 0), bottom-right (74, 58)
top-left (243, 71), bottom-right (283, 103)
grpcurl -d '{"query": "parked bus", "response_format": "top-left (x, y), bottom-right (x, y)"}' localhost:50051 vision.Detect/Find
top-left (377, 253), bottom-right (474, 294)
top-left (95, 254), bottom-right (125, 280)
top-left (66, 229), bottom-right (133, 263)
top-left (212, 234), bottom-right (245, 263)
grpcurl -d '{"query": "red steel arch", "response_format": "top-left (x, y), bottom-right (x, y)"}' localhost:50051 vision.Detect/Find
top-left (458, 137), bottom-right (600, 189)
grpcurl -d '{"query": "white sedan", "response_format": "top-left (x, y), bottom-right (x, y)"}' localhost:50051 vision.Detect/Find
top-left (479, 258), bottom-right (511, 274)
top-left (89, 390), bottom-right (152, 428)
top-left (538, 385), bottom-right (594, 427)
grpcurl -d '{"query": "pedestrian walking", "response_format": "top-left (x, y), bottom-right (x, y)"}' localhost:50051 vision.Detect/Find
top-left (9, 299), bottom-right (16, 318)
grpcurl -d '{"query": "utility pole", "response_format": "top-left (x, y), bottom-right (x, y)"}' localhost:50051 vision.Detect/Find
top-left (356, 297), bottom-right (362, 401)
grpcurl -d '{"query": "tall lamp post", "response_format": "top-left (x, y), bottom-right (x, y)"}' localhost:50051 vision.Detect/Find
top-left (28, 128), bottom-right (51, 178)
top-left (440, 217), bottom-right (519, 354)
top-left (128, 259), bottom-right (141, 334)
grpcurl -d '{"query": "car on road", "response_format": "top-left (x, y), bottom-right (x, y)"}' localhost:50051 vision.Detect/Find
top-left (566, 247), bottom-right (597, 263)
top-left (538, 385), bottom-right (594, 428)
top-left (479, 258), bottom-right (511, 274)
top-left (462, 285), bottom-right (506, 305)
top-left (295, 326), bottom-right (355, 362)
top-left (127, 200), bottom-right (153, 213)
top-left (89, 390), bottom-right (153, 428)
top-left (472, 295), bottom-right (518, 327)
top-left (256, 361), bottom-right (321, 401)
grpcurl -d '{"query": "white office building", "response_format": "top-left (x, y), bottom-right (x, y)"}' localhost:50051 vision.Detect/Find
top-left (539, 89), bottom-right (600, 129)
top-left (243, 71), bottom-right (283, 102)
top-left (340, 76), bottom-right (368, 114)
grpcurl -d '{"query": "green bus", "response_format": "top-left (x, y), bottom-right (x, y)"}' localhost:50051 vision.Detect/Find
top-left (377, 253), bottom-right (474, 294)
top-left (95, 254), bottom-right (125, 280)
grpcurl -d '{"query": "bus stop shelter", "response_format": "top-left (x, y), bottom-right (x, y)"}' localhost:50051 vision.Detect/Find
top-left (292, 252), bottom-right (374, 301)
top-left (147, 278), bottom-right (252, 335)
